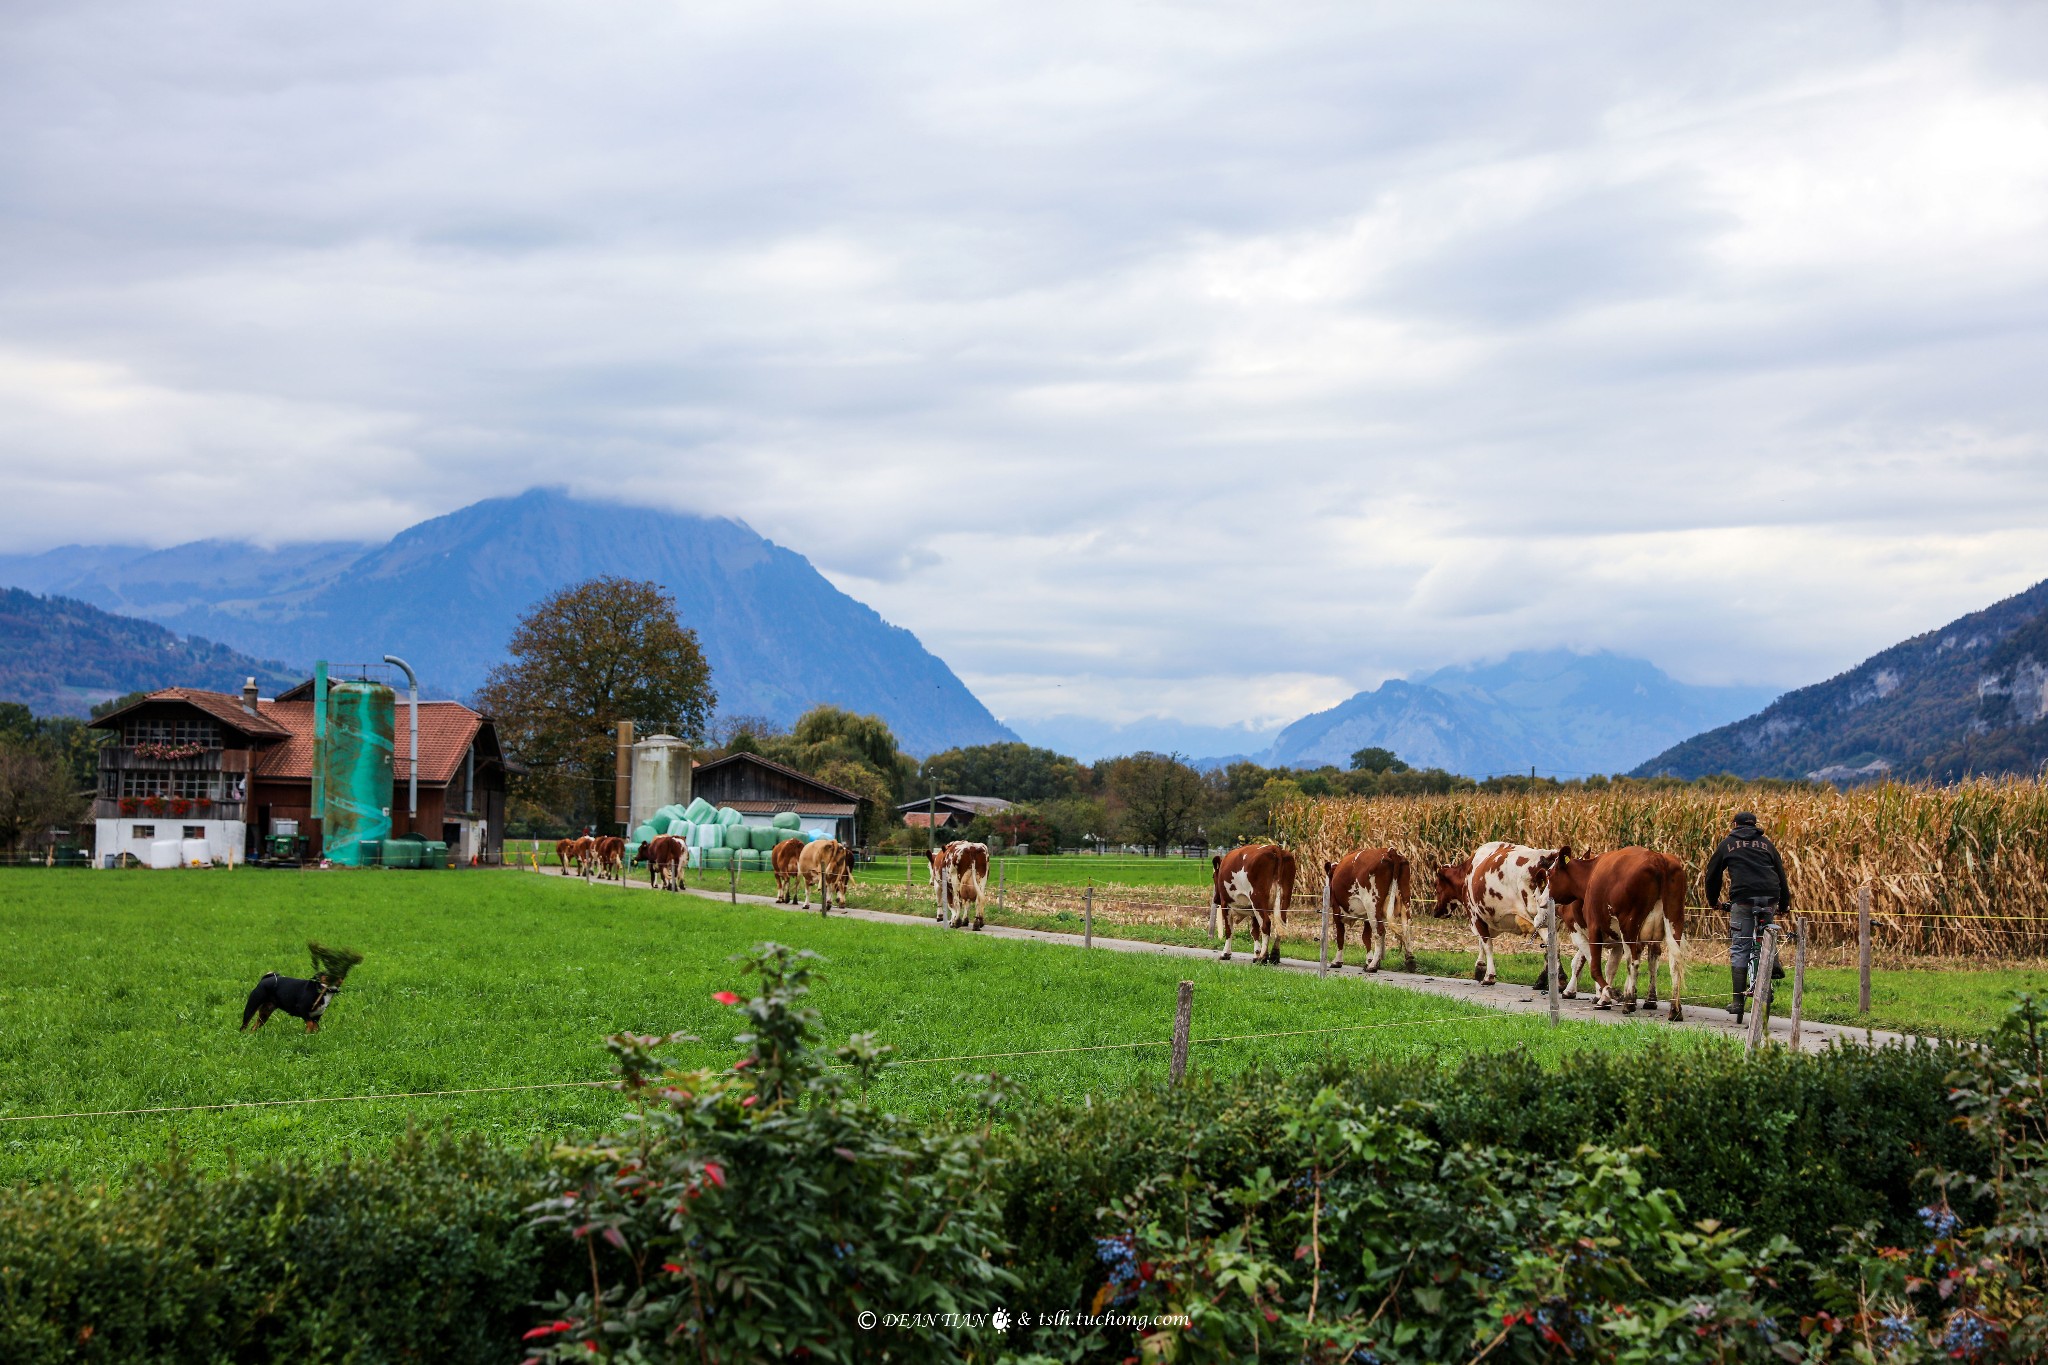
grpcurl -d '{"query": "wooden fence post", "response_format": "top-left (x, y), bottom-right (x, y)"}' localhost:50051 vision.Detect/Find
top-left (1857, 882), bottom-right (1872, 1016)
top-left (1084, 885), bottom-right (1093, 949)
top-left (997, 859), bottom-right (1005, 914)
top-left (1790, 915), bottom-right (1807, 1053)
top-left (1546, 908), bottom-right (1560, 1027)
top-left (1746, 927), bottom-right (1779, 1055)
top-left (1170, 981), bottom-right (1194, 1085)
top-left (729, 860), bottom-right (736, 904)
top-left (1318, 878), bottom-right (1330, 977)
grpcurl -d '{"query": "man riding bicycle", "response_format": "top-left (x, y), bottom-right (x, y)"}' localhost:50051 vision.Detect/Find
top-left (1704, 811), bottom-right (1792, 1024)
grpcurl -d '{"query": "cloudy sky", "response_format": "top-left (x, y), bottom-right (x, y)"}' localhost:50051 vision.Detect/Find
top-left (4, 1), bottom-right (2046, 744)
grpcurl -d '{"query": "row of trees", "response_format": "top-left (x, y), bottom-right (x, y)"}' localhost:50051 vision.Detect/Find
top-left (0, 702), bottom-right (105, 854)
top-left (473, 576), bottom-right (1817, 849)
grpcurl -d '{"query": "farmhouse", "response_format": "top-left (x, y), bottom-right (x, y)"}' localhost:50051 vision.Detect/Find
top-left (689, 752), bottom-right (861, 845)
top-left (89, 677), bottom-right (506, 866)
top-left (896, 792), bottom-right (1013, 831)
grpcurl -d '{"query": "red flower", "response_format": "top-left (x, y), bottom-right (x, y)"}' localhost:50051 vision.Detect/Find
top-left (712, 991), bottom-right (741, 1005)
top-left (703, 1161), bottom-right (726, 1187)
top-left (663, 1262), bottom-right (685, 1274)
top-left (740, 1095), bottom-right (757, 1108)
top-left (522, 1320), bottom-right (575, 1340)
top-left (733, 1057), bottom-right (755, 1070)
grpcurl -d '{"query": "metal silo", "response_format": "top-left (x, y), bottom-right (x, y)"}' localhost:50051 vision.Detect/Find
top-left (321, 678), bottom-right (395, 866)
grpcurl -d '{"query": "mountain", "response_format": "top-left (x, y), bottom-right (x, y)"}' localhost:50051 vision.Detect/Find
top-left (1257, 651), bottom-right (1780, 778)
top-left (0, 490), bottom-right (1016, 755)
top-left (1632, 578), bottom-right (2048, 782)
top-left (1010, 714), bottom-right (1283, 766)
top-left (0, 588), bottom-right (300, 716)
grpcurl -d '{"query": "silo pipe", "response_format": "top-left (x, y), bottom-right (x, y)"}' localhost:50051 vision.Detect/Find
top-left (383, 655), bottom-right (419, 828)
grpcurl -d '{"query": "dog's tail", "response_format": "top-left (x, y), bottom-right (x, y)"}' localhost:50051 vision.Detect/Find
top-left (240, 971), bottom-right (279, 1030)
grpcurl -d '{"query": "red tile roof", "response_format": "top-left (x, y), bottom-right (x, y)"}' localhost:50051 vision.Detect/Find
top-left (89, 687), bottom-right (292, 738)
top-left (246, 698), bottom-right (483, 786)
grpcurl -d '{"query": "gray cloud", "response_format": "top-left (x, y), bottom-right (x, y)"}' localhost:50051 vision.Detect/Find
top-left (3, 0), bottom-right (2046, 736)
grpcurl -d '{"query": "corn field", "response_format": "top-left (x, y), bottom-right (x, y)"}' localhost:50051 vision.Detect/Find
top-left (1271, 779), bottom-right (2048, 960)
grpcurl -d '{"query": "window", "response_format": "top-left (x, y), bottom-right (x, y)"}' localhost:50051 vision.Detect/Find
top-left (122, 717), bottom-right (220, 748)
top-left (132, 824), bottom-right (156, 838)
top-left (117, 771), bottom-right (217, 799)
top-left (183, 825), bottom-right (205, 839)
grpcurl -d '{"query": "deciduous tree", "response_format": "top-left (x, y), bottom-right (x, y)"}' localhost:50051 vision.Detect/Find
top-left (1100, 751), bottom-right (1208, 854)
top-left (477, 577), bottom-right (715, 830)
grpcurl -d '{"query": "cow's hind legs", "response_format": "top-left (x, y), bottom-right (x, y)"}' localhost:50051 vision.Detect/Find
top-left (1215, 906), bottom-right (1234, 961)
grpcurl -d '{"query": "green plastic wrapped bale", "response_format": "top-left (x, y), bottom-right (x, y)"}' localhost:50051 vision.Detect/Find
top-left (634, 823), bottom-right (658, 844)
top-left (722, 824), bottom-right (752, 850)
top-left (648, 812), bottom-right (673, 835)
top-left (739, 850), bottom-right (767, 871)
top-left (625, 841), bottom-right (642, 867)
top-left (717, 807), bottom-right (744, 827)
top-left (749, 826), bottom-right (782, 852)
top-left (684, 797), bottom-right (716, 824)
top-left (771, 811), bottom-right (802, 831)
top-left (702, 847), bottom-right (732, 870)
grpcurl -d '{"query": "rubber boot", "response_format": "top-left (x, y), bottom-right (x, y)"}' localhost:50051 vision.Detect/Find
top-left (1730, 963), bottom-right (1749, 1023)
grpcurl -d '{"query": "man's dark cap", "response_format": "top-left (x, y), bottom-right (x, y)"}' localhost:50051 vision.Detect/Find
top-left (1733, 811), bottom-right (1757, 826)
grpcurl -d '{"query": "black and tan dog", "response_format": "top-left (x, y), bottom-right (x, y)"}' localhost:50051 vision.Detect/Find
top-left (241, 942), bottom-right (363, 1034)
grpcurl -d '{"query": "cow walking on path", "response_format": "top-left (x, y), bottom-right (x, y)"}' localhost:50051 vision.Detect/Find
top-left (1432, 842), bottom-right (1563, 986)
top-left (772, 838), bottom-right (806, 903)
top-left (1323, 848), bottom-right (1415, 972)
top-left (636, 835), bottom-right (686, 892)
top-left (1211, 844), bottom-right (1294, 965)
top-left (928, 842), bottom-right (990, 929)
top-left (1544, 847), bottom-right (1689, 1020)
top-left (555, 837), bottom-right (583, 875)
top-left (799, 839), bottom-right (853, 915)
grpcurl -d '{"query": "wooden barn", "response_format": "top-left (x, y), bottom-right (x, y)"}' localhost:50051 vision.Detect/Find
top-left (89, 678), bottom-right (506, 865)
top-left (689, 752), bottom-right (862, 845)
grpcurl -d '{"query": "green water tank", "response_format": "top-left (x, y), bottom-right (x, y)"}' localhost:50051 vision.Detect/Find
top-left (423, 840), bottom-right (449, 869)
top-left (357, 839), bottom-right (382, 867)
top-left (320, 680), bottom-right (395, 867)
top-left (383, 836), bottom-right (423, 869)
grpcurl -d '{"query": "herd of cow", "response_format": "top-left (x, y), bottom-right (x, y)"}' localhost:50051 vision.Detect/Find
top-left (1209, 840), bottom-right (1689, 1021)
top-left (555, 830), bottom-right (1686, 1021)
top-left (553, 832), bottom-right (854, 913)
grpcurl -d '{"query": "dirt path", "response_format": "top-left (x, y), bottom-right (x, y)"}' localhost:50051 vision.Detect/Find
top-left (529, 867), bottom-right (1909, 1049)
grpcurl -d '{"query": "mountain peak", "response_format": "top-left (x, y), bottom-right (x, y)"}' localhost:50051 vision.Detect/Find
top-left (0, 491), bottom-right (1015, 754)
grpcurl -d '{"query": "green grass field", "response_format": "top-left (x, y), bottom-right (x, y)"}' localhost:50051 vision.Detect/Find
top-left (0, 868), bottom-right (1722, 1186)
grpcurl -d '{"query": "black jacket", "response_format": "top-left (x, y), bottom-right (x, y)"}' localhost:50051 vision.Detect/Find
top-left (1704, 825), bottom-right (1791, 910)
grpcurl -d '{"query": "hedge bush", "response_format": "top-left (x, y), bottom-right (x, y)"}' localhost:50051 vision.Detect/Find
top-left (0, 947), bottom-right (2028, 1362)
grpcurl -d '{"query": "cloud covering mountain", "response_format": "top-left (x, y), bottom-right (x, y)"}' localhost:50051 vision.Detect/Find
top-left (0, 491), bottom-right (1015, 755)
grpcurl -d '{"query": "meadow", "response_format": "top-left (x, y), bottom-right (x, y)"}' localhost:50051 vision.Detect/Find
top-left (0, 867), bottom-right (1703, 1185)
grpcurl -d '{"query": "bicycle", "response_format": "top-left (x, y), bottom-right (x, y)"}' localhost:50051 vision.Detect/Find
top-left (1721, 899), bottom-right (1784, 1050)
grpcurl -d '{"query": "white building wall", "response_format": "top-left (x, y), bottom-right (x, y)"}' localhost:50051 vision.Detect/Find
top-left (96, 817), bottom-right (245, 867)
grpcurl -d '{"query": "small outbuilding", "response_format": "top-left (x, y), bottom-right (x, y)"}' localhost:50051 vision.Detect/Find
top-left (896, 793), bottom-right (1013, 831)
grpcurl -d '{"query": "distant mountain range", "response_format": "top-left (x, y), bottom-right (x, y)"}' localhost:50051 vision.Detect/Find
top-left (0, 490), bottom-right (1016, 754)
top-left (1634, 577), bottom-right (2048, 782)
top-left (1240, 652), bottom-right (1779, 778)
top-left (0, 587), bottom-right (299, 716)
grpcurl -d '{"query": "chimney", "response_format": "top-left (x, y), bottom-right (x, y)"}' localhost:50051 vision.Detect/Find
top-left (242, 677), bottom-right (259, 715)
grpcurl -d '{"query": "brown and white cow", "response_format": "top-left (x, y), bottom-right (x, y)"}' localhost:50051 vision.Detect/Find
top-left (1211, 844), bottom-right (1295, 965)
top-left (1544, 846), bottom-right (1688, 1019)
top-left (594, 835), bottom-right (626, 881)
top-left (799, 838), bottom-right (853, 915)
top-left (771, 837), bottom-right (807, 903)
top-left (555, 837), bottom-right (582, 875)
top-left (1323, 848), bottom-right (1415, 973)
top-left (927, 841), bottom-right (990, 929)
top-left (1431, 841), bottom-right (1563, 985)
top-left (636, 834), bottom-right (686, 891)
